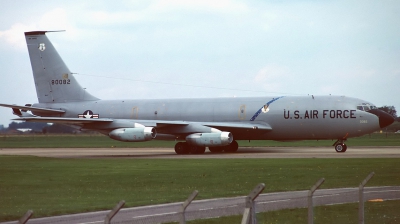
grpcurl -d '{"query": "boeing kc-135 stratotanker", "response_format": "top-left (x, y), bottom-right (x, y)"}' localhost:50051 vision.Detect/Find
top-left (0, 31), bottom-right (395, 154)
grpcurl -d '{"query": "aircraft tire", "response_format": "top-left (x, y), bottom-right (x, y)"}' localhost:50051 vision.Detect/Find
top-left (190, 145), bottom-right (206, 154)
top-left (224, 140), bottom-right (239, 153)
top-left (334, 143), bottom-right (347, 153)
top-left (175, 142), bottom-right (190, 154)
top-left (209, 147), bottom-right (224, 153)
top-left (342, 144), bottom-right (347, 152)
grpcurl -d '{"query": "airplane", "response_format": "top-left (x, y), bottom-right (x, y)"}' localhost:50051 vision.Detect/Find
top-left (0, 31), bottom-right (395, 154)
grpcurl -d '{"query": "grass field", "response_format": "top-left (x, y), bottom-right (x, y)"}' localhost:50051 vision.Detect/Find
top-left (1, 156), bottom-right (399, 222)
top-left (1, 132), bottom-right (400, 148)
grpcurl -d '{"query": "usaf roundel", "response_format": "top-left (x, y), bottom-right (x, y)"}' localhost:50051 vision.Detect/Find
top-left (78, 110), bottom-right (99, 119)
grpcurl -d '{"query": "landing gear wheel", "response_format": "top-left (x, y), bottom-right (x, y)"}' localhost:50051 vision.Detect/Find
top-left (335, 143), bottom-right (347, 153)
top-left (175, 142), bottom-right (190, 154)
top-left (189, 145), bottom-right (206, 154)
top-left (224, 140), bottom-right (239, 153)
top-left (342, 144), bottom-right (347, 152)
top-left (209, 147), bottom-right (224, 153)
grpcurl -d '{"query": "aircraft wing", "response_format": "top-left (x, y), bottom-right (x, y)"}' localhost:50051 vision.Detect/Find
top-left (12, 116), bottom-right (271, 133)
top-left (15, 117), bottom-right (191, 126)
top-left (13, 117), bottom-right (113, 124)
top-left (201, 121), bottom-right (272, 131)
top-left (128, 120), bottom-right (272, 131)
top-left (0, 103), bottom-right (65, 114)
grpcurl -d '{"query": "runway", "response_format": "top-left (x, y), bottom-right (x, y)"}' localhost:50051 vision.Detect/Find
top-left (1, 146), bottom-right (400, 158)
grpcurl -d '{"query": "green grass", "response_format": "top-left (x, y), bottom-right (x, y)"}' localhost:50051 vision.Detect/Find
top-left (0, 156), bottom-right (399, 221)
top-left (1, 133), bottom-right (400, 148)
top-left (0, 134), bottom-right (177, 148)
top-left (189, 200), bottom-right (400, 224)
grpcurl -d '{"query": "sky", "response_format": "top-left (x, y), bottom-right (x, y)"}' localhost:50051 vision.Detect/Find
top-left (0, 0), bottom-right (399, 127)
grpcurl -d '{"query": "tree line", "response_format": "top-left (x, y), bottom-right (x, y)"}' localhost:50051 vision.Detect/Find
top-left (0, 122), bottom-right (79, 134)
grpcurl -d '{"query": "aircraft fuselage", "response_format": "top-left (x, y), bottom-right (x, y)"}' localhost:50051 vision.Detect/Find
top-left (32, 95), bottom-right (381, 141)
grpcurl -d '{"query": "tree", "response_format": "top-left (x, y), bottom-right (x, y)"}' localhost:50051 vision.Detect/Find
top-left (42, 123), bottom-right (76, 133)
top-left (7, 121), bottom-right (49, 132)
top-left (378, 106), bottom-right (397, 117)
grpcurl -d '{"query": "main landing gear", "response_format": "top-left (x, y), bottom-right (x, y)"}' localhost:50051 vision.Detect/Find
top-left (333, 139), bottom-right (347, 153)
top-left (174, 142), bottom-right (205, 154)
top-left (174, 140), bottom-right (239, 155)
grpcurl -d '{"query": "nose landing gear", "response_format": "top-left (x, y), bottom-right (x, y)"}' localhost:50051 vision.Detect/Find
top-left (333, 139), bottom-right (347, 153)
top-left (334, 143), bottom-right (347, 152)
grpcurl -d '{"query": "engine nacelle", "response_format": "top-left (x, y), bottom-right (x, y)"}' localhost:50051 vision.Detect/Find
top-left (186, 132), bottom-right (233, 147)
top-left (109, 127), bottom-right (156, 142)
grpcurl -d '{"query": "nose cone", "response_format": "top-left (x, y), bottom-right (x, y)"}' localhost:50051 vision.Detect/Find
top-left (367, 109), bottom-right (395, 128)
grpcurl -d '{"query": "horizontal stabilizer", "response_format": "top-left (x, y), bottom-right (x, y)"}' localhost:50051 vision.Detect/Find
top-left (0, 103), bottom-right (65, 114)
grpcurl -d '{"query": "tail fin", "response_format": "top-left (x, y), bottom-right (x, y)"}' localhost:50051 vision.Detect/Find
top-left (25, 31), bottom-right (98, 103)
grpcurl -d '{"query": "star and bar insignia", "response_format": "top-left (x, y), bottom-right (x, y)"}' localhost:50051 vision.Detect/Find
top-left (78, 110), bottom-right (99, 119)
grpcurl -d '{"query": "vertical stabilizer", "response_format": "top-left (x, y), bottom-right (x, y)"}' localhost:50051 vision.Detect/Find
top-left (25, 31), bottom-right (98, 103)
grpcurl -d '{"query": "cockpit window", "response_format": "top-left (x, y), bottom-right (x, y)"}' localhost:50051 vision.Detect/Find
top-left (357, 103), bottom-right (376, 111)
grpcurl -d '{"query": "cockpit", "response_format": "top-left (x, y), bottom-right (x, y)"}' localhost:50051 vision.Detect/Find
top-left (356, 103), bottom-right (377, 111)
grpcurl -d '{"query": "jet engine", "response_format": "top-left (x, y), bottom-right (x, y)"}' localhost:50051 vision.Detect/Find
top-left (109, 127), bottom-right (156, 142)
top-left (186, 132), bottom-right (233, 147)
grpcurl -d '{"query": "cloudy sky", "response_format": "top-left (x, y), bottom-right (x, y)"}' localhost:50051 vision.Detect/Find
top-left (0, 0), bottom-right (399, 126)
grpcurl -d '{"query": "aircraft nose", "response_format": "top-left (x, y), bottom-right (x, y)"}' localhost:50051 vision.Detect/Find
top-left (367, 109), bottom-right (395, 128)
